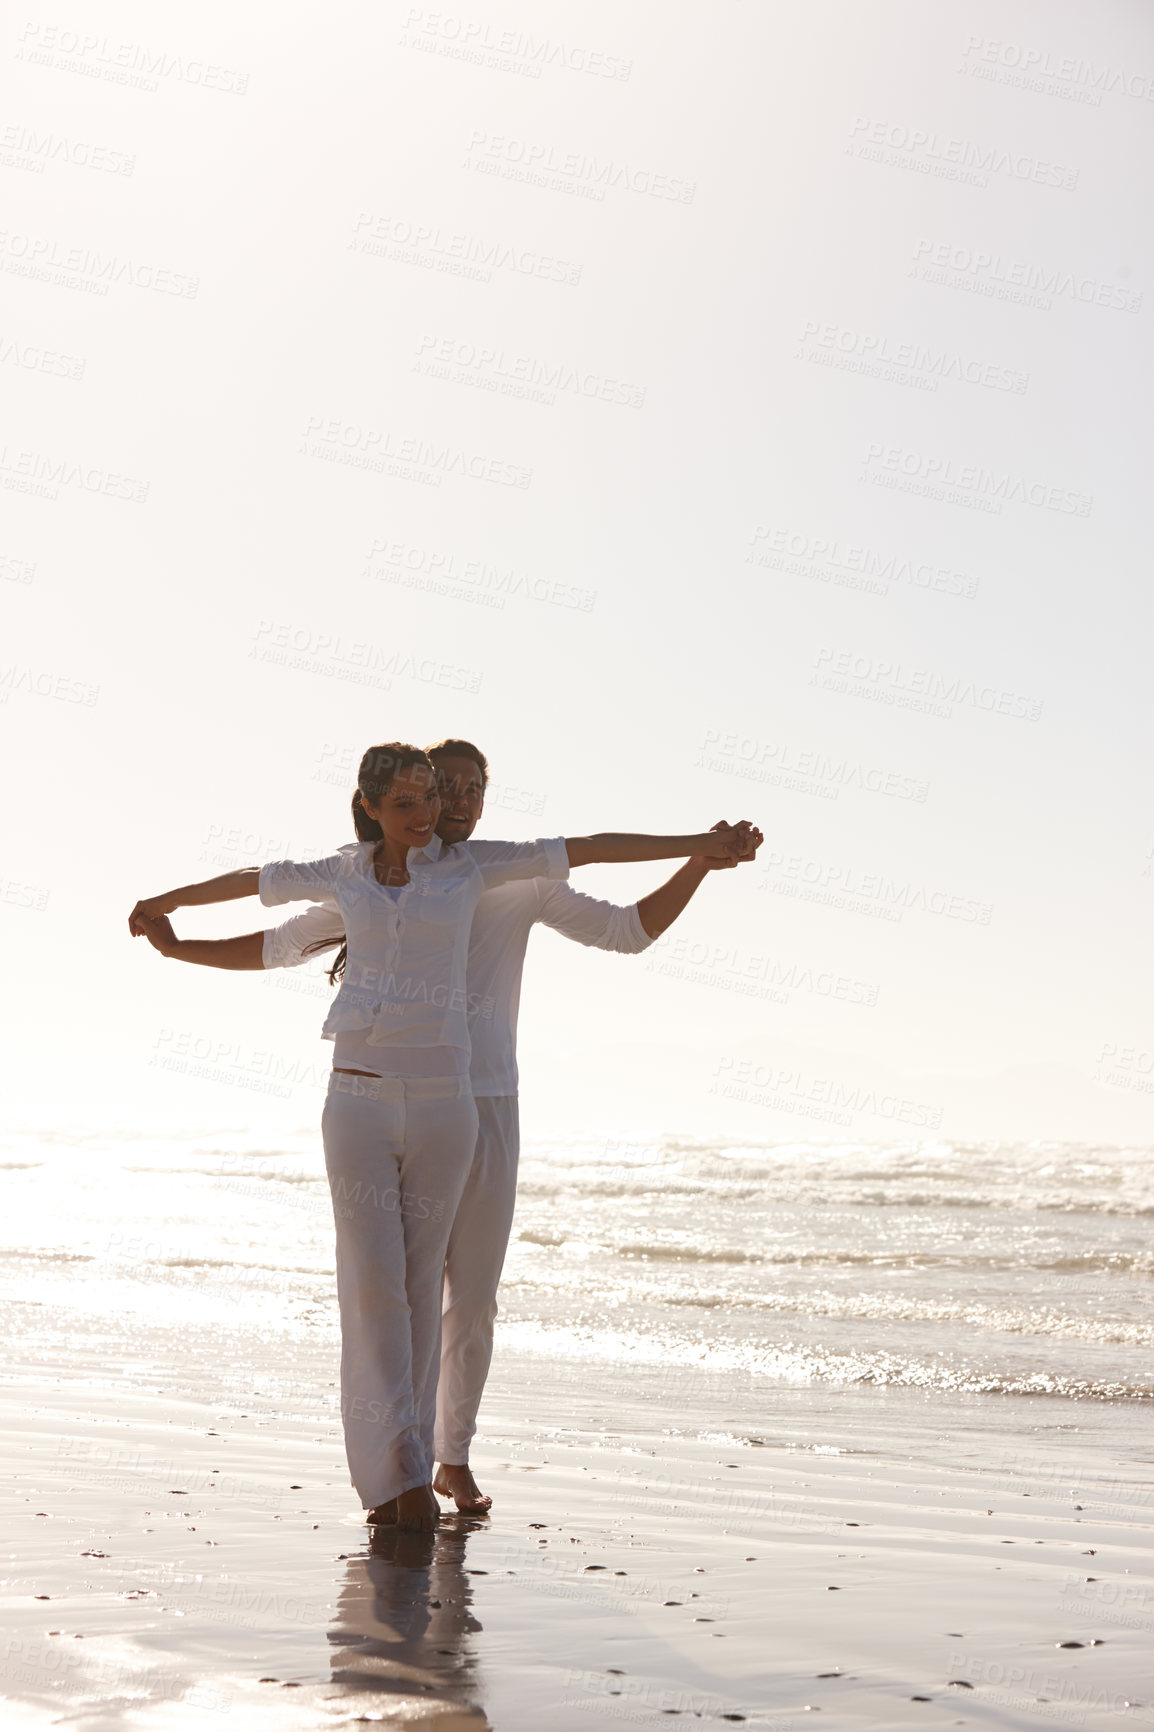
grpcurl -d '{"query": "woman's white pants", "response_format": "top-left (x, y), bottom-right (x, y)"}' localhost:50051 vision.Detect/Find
top-left (321, 1070), bottom-right (478, 1508)
top-left (435, 1094), bottom-right (521, 1465)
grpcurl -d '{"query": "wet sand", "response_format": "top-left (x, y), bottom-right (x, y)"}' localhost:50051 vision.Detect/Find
top-left (2, 1336), bottom-right (1151, 1730)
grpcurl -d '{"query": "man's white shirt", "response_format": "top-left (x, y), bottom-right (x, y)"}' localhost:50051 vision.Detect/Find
top-left (262, 877), bottom-right (654, 1096)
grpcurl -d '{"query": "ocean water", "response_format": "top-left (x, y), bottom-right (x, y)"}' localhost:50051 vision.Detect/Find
top-left (2, 1129), bottom-right (1151, 1453)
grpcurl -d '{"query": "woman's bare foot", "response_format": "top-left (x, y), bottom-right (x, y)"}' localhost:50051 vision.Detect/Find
top-left (396, 1483), bottom-right (440, 1532)
top-left (434, 1463), bottom-right (492, 1513)
top-left (365, 1498), bottom-right (397, 1525)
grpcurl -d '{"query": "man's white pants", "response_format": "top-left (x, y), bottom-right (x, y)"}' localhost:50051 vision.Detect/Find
top-left (435, 1094), bottom-right (520, 1466)
top-left (321, 1070), bottom-right (478, 1508)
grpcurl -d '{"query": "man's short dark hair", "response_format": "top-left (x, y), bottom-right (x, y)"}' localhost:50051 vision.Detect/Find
top-left (426, 737), bottom-right (489, 788)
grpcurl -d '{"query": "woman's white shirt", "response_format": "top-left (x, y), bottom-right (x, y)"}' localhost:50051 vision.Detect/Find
top-left (257, 835), bottom-right (569, 1054)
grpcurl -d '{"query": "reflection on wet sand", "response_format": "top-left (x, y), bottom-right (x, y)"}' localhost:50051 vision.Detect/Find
top-left (327, 1514), bottom-right (492, 1727)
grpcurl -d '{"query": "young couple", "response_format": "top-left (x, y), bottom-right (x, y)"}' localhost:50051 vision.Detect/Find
top-left (129, 739), bottom-right (762, 1532)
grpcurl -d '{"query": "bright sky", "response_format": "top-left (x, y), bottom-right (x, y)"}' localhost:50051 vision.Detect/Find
top-left (2, 0), bottom-right (1151, 1146)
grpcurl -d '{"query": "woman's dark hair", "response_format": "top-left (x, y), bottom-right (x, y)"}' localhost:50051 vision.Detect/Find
top-left (426, 737), bottom-right (489, 788)
top-left (304, 741), bottom-right (433, 985)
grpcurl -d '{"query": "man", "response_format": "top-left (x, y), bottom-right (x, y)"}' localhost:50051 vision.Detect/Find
top-left (135, 738), bottom-right (761, 1513)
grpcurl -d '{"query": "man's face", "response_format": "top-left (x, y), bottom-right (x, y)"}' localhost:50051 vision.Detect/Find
top-left (433, 753), bottom-right (485, 844)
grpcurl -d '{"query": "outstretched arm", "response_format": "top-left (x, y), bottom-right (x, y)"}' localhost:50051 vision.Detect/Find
top-left (132, 905), bottom-right (347, 971)
top-left (565, 822), bottom-right (756, 869)
top-left (636, 819), bottom-right (763, 937)
top-left (540, 823), bottom-right (763, 948)
top-left (129, 867), bottom-right (260, 934)
top-left (133, 914), bottom-right (265, 969)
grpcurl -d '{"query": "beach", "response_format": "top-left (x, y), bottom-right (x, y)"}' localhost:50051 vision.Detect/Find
top-left (1, 1128), bottom-right (1151, 1729)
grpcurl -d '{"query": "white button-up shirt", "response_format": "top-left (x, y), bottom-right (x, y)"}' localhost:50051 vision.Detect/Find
top-left (257, 835), bottom-right (569, 1056)
top-left (262, 874), bottom-right (654, 1095)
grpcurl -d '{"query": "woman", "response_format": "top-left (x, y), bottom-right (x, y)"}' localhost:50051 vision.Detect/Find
top-left (129, 742), bottom-right (756, 1531)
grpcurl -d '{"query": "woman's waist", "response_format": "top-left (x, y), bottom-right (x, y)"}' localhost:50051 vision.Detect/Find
top-left (325, 1070), bottom-right (474, 1102)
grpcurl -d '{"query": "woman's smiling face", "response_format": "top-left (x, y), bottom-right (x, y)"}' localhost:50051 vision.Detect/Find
top-left (360, 762), bottom-right (442, 851)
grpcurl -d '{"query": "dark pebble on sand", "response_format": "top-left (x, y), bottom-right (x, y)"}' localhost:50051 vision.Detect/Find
top-left (467, 1570), bottom-right (488, 1575)
top-left (34, 1596), bottom-right (50, 1601)
top-left (947, 1680), bottom-right (974, 1689)
top-left (911, 1696), bottom-right (931, 1702)
top-left (826, 1586), bottom-right (840, 1591)
top-left (282, 1682), bottom-right (300, 1688)
top-left (259, 1677), bottom-right (278, 1683)
top-left (663, 1600), bottom-right (683, 1606)
top-left (1059, 1641), bottom-right (1089, 1648)
top-left (429, 1600), bottom-right (441, 1608)
top-left (584, 1565), bottom-right (606, 1571)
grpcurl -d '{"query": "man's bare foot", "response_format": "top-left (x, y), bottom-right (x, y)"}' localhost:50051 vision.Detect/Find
top-left (396, 1483), bottom-right (440, 1532)
top-left (434, 1463), bottom-right (492, 1513)
top-left (365, 1498), bottom-right (397, 1525)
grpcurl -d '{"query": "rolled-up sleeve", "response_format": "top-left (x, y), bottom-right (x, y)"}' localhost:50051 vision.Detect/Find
top-left (262, 905), bottom-right (346, 970)
top-left (466, 837), bottom-right (570, 891)
top-left (536, 882), bottom-right (654, 954)
top-left (258, 855), bottom-right (344, 908)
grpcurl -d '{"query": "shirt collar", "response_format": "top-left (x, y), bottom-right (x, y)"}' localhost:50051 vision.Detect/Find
top-left (352, 833), bottom-right (456, 877)
top-left (407, 833), bottom-right (447, 866)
